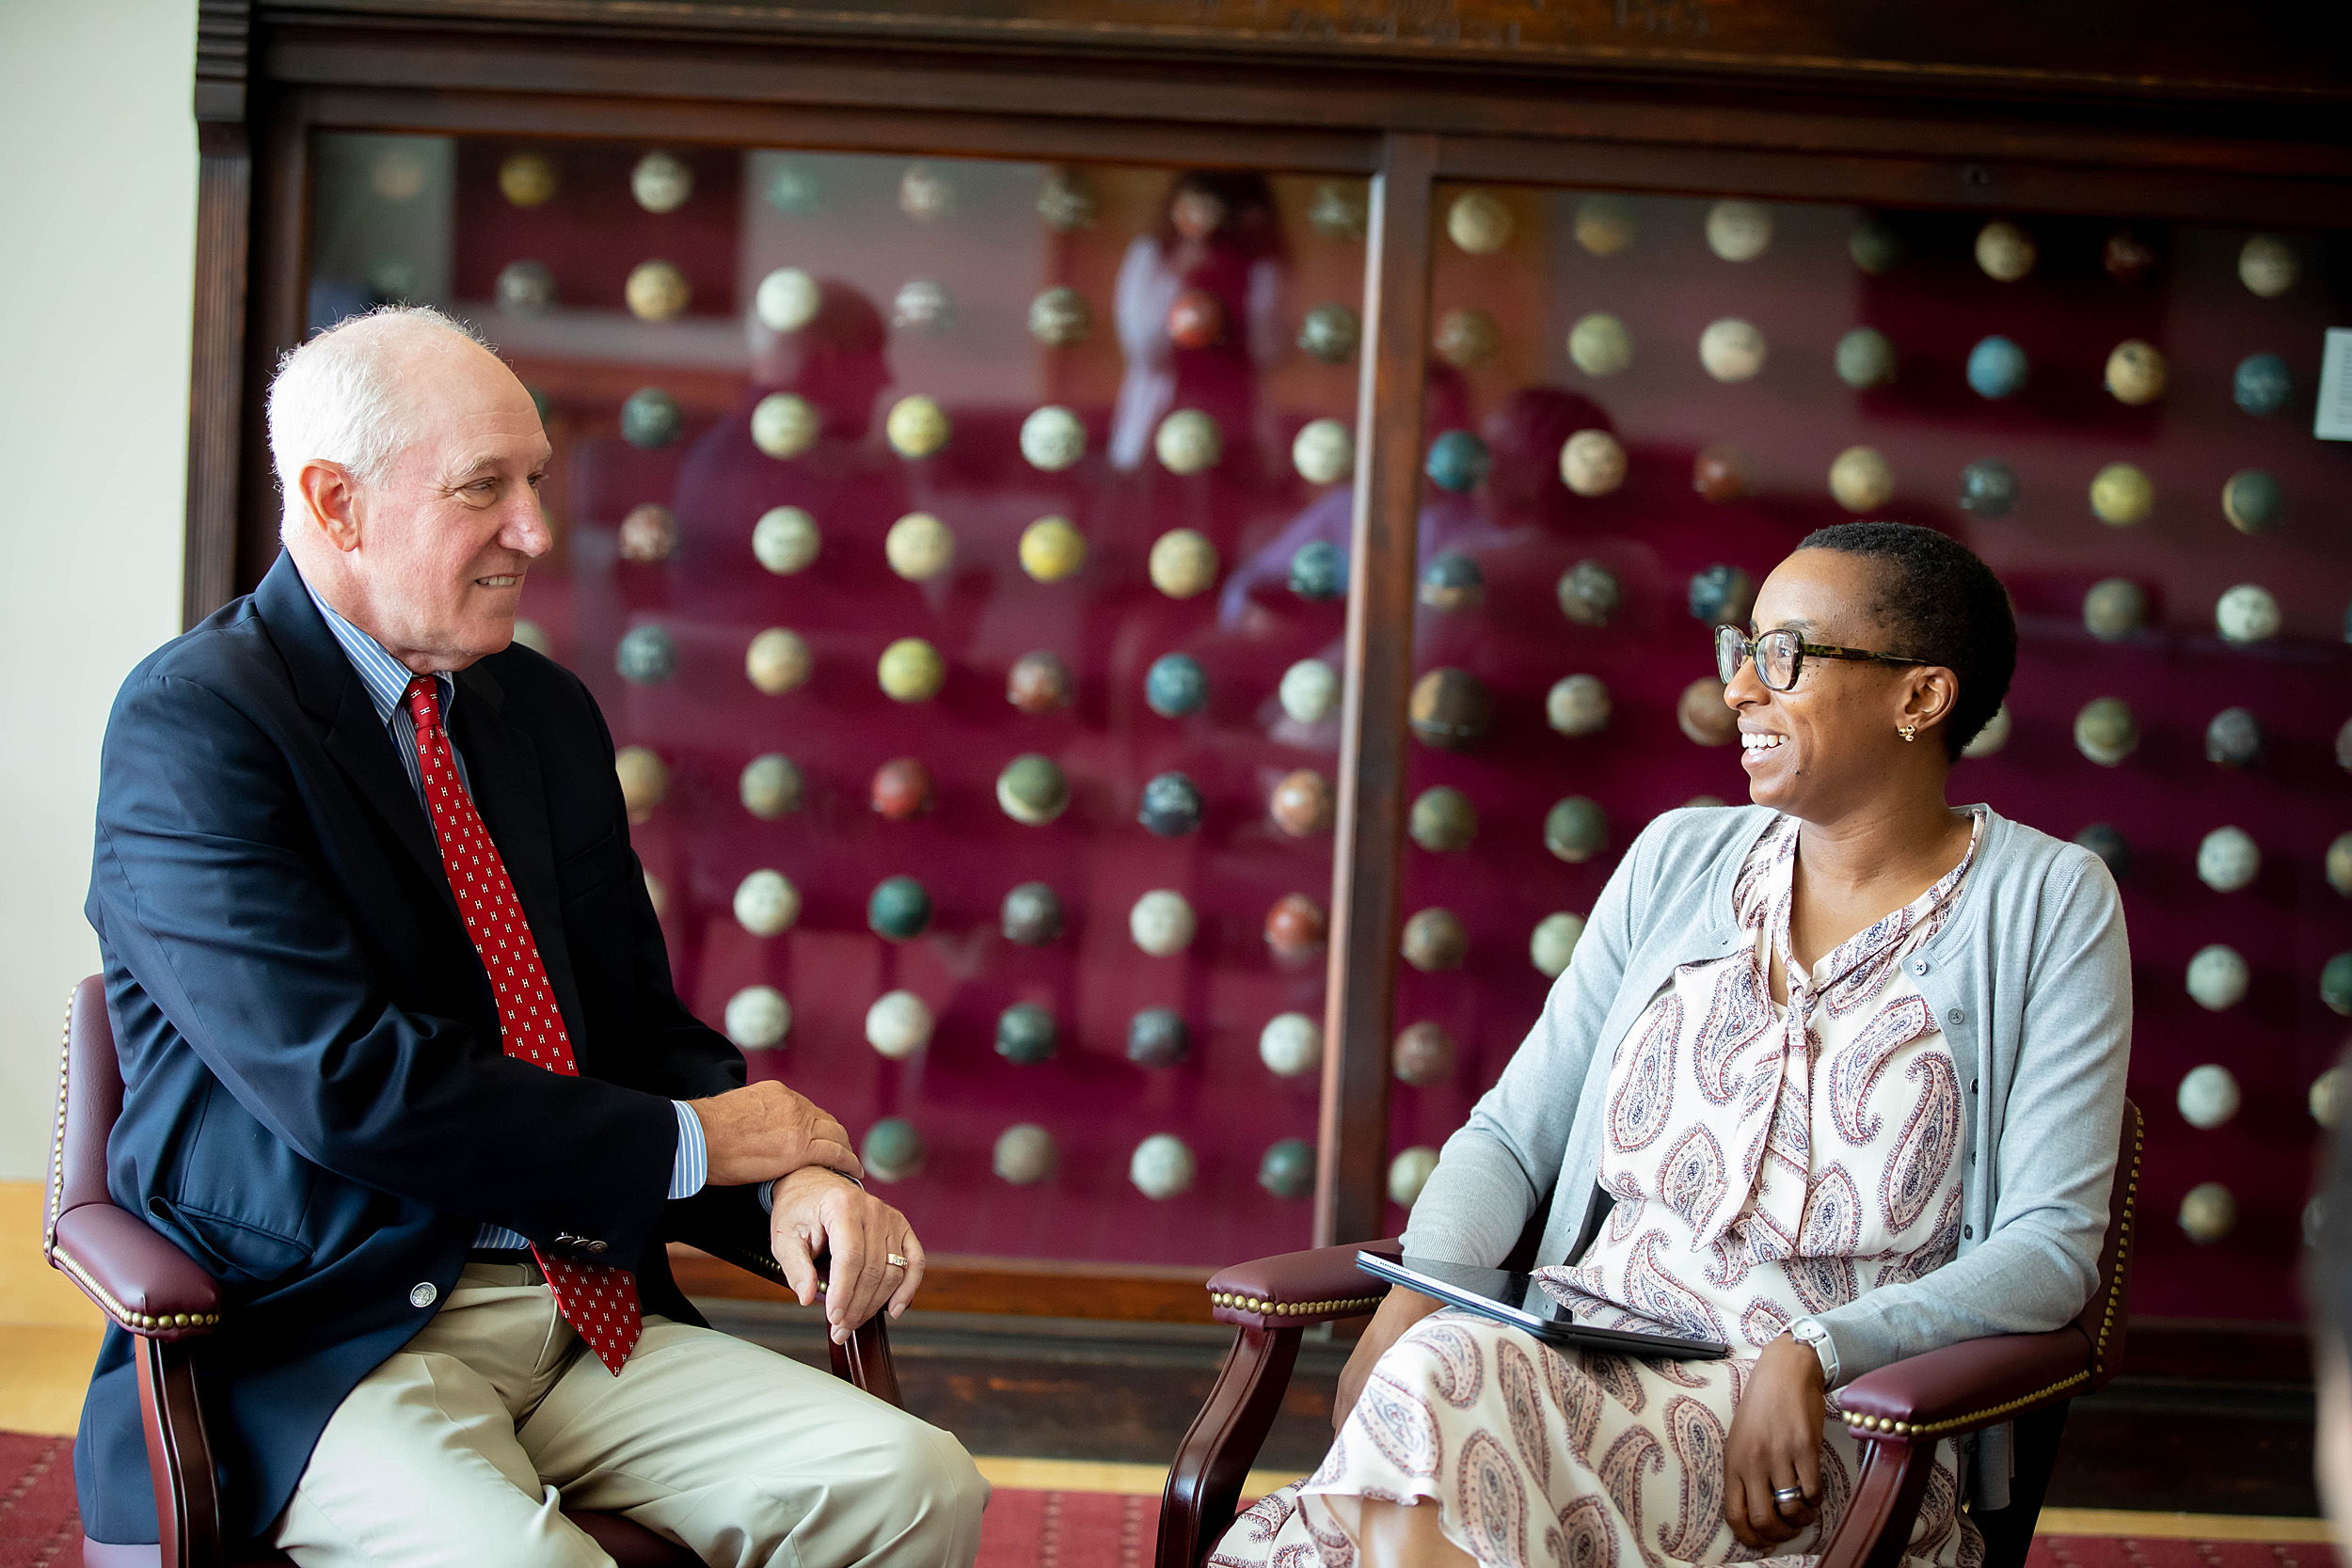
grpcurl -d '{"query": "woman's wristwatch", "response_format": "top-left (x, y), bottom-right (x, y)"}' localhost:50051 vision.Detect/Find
top-left (1789, 1318), bottom-right (1839, 1386)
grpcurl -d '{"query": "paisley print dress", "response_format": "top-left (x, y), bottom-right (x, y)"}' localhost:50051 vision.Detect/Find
top-left (1212, 812), bottom-right (1985, 1568)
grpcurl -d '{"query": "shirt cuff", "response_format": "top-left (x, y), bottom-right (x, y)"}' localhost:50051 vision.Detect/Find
top-left (668, 1101), bottom-right (707, 1201)
top-left (756, 1168), bottom-right (863, 1214)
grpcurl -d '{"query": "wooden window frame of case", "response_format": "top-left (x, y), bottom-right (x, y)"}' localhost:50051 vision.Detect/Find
top-left (184, 1), bottom-right (2352, 1328)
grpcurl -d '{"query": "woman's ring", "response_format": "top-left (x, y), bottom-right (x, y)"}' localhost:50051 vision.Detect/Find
top-left (886, 1253), bottom-right (910, 1269)
top-left (1772, 1486), bottom-right (1806, 1507)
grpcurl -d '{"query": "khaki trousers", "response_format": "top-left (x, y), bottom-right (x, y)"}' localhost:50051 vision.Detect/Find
top-left (273, 1262), bottom-right (987, 1568)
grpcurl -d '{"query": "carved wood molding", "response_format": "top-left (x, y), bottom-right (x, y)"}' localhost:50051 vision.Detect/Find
top-left (197, 0), bottom-right (253, 122)
top-left (256, 0), bottom-right (2352, 107)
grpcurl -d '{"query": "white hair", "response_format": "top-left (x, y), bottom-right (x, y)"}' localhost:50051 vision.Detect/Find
top-left (267, 305), bottom-right (497, 526)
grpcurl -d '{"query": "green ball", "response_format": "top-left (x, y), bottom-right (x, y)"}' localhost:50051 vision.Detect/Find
top-left (2222, 469), bottom-right (2284, 534)
top-left (861, 1117), bottom-right (926, 1182)
top-left (620, 387), bottom-right (681, 449)
top-left (1544, 797), bottom-right (1609, 863)
top-left (867, 876), bottom-right (932, 941)
top-left (997, 753), bottom-right (1070, 825)
top-left (995, 1003), bottom-right (1057, 1065)
top-left (1835, 327), bottom-right (1897, 389)
top-left (2324, 952), bottom-right (2352, 1018)
top-left (1258, 1137), bottom-right (1315, 1199)
top-left (1408, 786), bottom-right (1478, 852)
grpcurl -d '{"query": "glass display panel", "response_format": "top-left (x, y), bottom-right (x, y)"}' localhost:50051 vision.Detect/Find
top-left (307, 135), bottom-right (1373, 1266)
top-left (1396, 183), bottom-right (2351, 1320)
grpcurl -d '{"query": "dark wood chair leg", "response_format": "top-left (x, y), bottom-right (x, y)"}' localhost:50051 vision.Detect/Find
top-left (828, 1314), bottom-right (903, 1408)
top-left (1968, 1403), bottom-right (2072, 1568)
top-left (1819, 1437), bottom-right (1933, 1568)
top-left (1156, 1326), bottom-right (1303, 1568)
top-left (135, 1336), bottom-right (224, 1568)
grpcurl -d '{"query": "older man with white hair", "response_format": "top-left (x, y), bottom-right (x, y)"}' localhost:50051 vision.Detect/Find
top-left (76, 306), bottom-right (986, 1566)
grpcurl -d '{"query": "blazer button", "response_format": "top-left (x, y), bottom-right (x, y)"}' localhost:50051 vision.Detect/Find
top-left (586, 1241), bottom-right (609, 1254)
top-left (410, 1282), bottom-right (438, 1308)
top-left (1963, 1226), bottom-right (1974, 1241)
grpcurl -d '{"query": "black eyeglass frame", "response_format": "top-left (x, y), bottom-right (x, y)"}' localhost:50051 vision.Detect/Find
top-left (1714, 625), bottom-right (1931, 692)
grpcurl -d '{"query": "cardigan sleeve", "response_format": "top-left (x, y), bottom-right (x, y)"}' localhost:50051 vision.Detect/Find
top-left (1805, 852), bottom-right (2131, 1381)
top-left (1400, 813), bottom-right (1661, 1267)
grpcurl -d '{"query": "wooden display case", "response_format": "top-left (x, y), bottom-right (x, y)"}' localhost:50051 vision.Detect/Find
top-left (185, 1), bottom-right (2352, 1343)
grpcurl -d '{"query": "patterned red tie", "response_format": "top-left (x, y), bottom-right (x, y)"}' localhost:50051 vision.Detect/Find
top-left (404, 676), bottom-right (642, 1374)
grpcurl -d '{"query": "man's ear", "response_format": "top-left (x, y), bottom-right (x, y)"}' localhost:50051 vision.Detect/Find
top-left (295, 460), bottom-right (362, 553)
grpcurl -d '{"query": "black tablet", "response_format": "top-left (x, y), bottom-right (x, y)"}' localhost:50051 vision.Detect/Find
top-left (1357, 1252), bottom-right (1731, 1360)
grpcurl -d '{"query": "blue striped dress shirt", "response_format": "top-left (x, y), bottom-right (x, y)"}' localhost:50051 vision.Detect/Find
top-left (300, 576), bottom-right (707, 1249)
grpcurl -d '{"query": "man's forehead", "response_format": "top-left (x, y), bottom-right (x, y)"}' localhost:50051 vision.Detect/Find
top-left (440, 436), bottom-right (551, 480)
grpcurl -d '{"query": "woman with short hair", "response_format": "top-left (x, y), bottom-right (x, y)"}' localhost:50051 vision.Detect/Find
top-left (1216, 522), bottom-right (2130, 1568)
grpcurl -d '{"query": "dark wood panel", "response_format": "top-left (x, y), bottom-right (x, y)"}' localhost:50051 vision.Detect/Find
top-left (233, 89), bottom-right (316, 593)
top-left (183, 124), bottom-right (252, 628)
top-left (264, 0), bottom-right (2352, 106)
top-left (1315, 132), bottom-right (1433, 1251)
top-left (262, 25), bottom-right (2352, 185)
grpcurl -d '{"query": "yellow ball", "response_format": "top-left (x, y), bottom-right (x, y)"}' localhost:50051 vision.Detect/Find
top-left (1019, 516), bottom-right (1087, 582)
top-left (614, 746), bottom-right (668, 821)
top-left (1828, 446), bottom-right (1894, 512)
top-left (885, 512), bottom-right (956, 581)
top-left (2104, 340), bottom-right (2168, 405)
top-left (1566, 312), bottom-right (1632, 377)
top-left (751, 393), bottom-right (818, 458)
top-left (2240, 235), bottom-right (2299, 298)
top-left (1975, 220), bottom-right (2036, 282)
top-left (1149, 529), bottom-right (1220, 599)
top-left (1154, 409), bottom-right (1222, 475)
top-left (624, 260), bottom-right (691, 322)
top-left (878, 637), bottom-right (946, 702)
top-left (2090, 462), bottom-right (2155, 526)
top-left (746, 628), bottom-right (812, 695)
top-left (1446, 190), bottom-right (1514, 255)
top-left (499, 152), bottom-right (558, 208)
top-left (886, 394), bottom-right (949, 459)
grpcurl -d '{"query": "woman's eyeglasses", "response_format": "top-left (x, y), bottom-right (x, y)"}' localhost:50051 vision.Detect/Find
top-left (1714, 625), bottom-right (1929, 692)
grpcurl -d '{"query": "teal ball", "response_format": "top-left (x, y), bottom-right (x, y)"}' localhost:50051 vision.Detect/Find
top-left (2205, 707), bottom-right (2264, 769)
top-left (867, 876), bottom-right (932, 941)
top-left (861, 1117), bottom-right (925, 1182)
top-left (1289, 540), bottom-right (1348, 601)
top-left (2074, 824), bottom-right (2131, 879)
top-left (1835, 327), bottom-right (1897, 389)
top-left (1423, 430), bottom-right (1490, 494)
top-left (1966, 336), bottom-right (2028, 400)
top-left (1127, 1007), bottom-right (1190, 1069)
top-left (1137, 772), bottom-right (1203, 836)
top-left (1145, 654), bottom-right (1207, 718)
top-left (1544, 797), bottom-right (1609, 863)
top-left (2233, 354), bottom-right (2291, 416)
top-left (1000, 882), bottom-right (1064, 945)
top-left (614, 625), bottom-right (676, 684)
top-left (1258, 1138), bottom-right (1315, 1199)
top-left (1687, 564), bottom-right (1755, 625)
top-left (995, 1003), bottom-right (1057, 1065)
top-left (1958, 458), bottom-right (2019, 519)
top-left (2325, 952), bottom-right (2352, 1018)
top-left (1419, 550), bottom-right (1483, 611)
top-left (620, 387), bottom-right (682, 448)
top-left (2222, 469), bottom-right (2284, 534)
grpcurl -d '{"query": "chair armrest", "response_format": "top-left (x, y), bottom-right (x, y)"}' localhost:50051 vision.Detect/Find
top-left (1207, 1239), bottom-right (1401, 1328)
top-left (1835, 1325), bottom-right (2093, 1443)
top-left (49, 1202), bottom-right (222, 1338)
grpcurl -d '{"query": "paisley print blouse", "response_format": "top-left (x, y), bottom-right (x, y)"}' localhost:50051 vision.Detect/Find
top-left (1538, 810), bottom-right (1982, 1357)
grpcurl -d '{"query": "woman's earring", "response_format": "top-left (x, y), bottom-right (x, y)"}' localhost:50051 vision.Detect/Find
top-left (1899, 722), bottom-right (1917, 743)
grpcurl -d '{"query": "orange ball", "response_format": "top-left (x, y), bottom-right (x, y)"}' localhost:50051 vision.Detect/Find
top-left (870, 757), bottom-right (934, 820)
top-left (1264, 894), bottom-right (1328, 961)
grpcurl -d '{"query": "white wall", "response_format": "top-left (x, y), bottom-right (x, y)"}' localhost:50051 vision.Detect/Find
top-left (0, 0), bottom-right (198, 1180)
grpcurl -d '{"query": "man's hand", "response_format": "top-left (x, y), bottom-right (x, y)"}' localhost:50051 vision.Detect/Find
top-left (690, 1082), bottom-right (861, 1188)
top-left (1332, 1287), bottom-right (1446, 1431)
top-left (769, 1166), bottom-right (925, 1345)
top-left (1723, 1333), bottom-right (1827, 1549)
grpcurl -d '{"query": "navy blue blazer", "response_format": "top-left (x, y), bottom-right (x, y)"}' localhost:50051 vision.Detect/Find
top-left (79, 551), bottom-right (766, 1547)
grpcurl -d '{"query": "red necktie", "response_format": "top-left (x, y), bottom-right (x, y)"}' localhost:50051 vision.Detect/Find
top-left (405, 676), bottom-right (642, 1374)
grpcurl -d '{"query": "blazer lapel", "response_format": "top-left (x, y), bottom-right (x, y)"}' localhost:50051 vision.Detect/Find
top-left (449, 663), bottom-right (591, 1053)
top-left (253, 553), bottom-right (460, 922)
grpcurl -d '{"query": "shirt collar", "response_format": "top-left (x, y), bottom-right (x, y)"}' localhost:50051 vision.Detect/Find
top-left (298, 569), bottom-right (454, 729)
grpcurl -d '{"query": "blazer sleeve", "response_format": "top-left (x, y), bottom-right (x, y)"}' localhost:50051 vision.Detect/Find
top-left (1806, 854), bottom-right (2131, 1381)
top-left (89, 671), bottom-right (680, 1264)
top-left (1401, 815), bottom-right (1658, 1267)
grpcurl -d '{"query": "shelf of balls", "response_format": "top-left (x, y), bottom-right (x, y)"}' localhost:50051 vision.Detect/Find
top-left (417, 144), bottom-right (1393, 1267)
top-left (1354, 186), bottom-right (2352, 1320)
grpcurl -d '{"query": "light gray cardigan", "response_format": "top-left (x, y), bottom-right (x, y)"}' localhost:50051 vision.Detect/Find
top-left (1400, 803), bottom-right (2131, 1509)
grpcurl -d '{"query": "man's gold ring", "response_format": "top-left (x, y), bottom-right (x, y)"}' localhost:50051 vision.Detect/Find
top-left (886, 1253), bottom-right (910, 1269)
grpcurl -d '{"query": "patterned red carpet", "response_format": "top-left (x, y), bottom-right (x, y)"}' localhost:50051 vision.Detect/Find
top-left (0, 1433), bottom-right (2321, 1568)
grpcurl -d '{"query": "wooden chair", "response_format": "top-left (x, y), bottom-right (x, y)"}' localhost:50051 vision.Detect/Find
top-left (1159, 1100), bottom-right (2142, 1568)
top-left (44, 975), bottom-right (902, 1568)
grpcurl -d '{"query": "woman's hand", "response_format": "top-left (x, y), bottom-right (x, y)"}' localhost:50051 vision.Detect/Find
top-left (1332, 1288), bottom-right (1446, 1431)
top-left (1723, 1333), bottom-right (1828, 1548)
